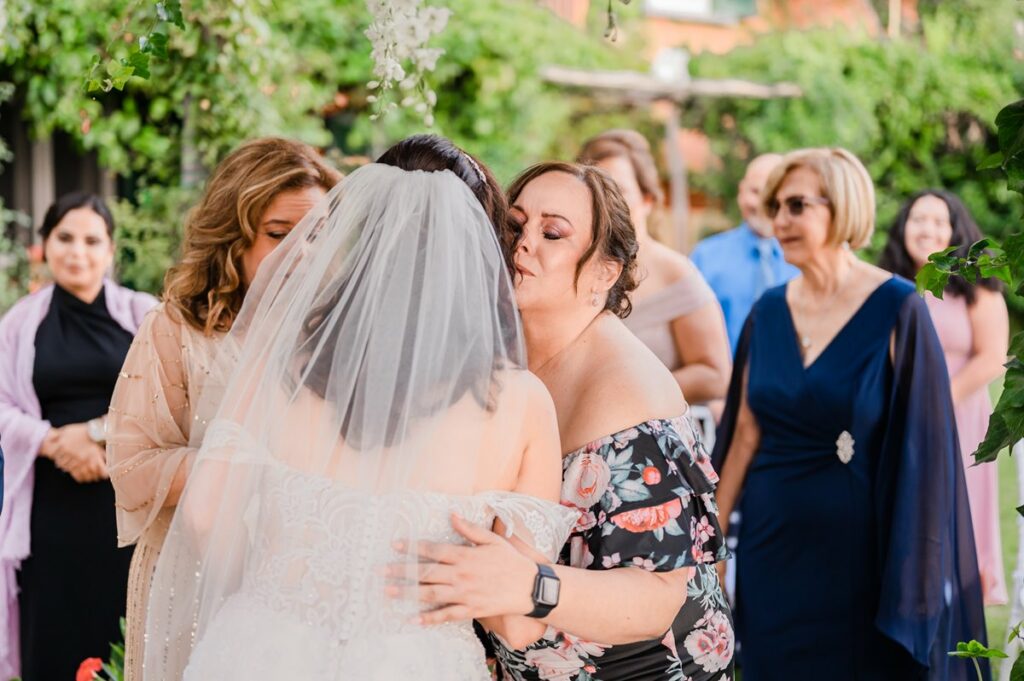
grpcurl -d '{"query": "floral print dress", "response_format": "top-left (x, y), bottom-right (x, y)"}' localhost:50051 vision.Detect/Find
top-left (490, 416), bottom-right (734, 681)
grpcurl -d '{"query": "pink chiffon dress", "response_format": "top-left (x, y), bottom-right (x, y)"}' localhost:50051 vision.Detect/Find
top-left (926, 292), bottom-right (1008, 605)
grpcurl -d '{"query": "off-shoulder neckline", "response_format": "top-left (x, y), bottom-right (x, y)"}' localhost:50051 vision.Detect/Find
top-left (564, 414), bottom-right (690, 458)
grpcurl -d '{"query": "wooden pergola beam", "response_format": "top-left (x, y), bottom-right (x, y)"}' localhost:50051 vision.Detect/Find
top-left (540, 64), bottom-right (802, 252)
top-left (540, 65), bottom-right (803, 103)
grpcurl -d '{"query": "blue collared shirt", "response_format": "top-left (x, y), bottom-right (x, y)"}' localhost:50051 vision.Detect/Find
top-left (690, 222), bottom-right (799, 353)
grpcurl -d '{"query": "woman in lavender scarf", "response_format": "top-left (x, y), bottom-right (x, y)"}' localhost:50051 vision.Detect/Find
top-left (0, 192), bottom-right (155, 680)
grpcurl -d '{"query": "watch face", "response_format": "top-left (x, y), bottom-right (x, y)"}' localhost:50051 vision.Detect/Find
top-left (536, 576), bottom-right (560, 606)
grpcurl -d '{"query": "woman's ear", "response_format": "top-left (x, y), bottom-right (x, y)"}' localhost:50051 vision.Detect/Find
top-left (639, 195), bottom-right (655, 222)
top-left (597, 257), bottom-right (623, 293)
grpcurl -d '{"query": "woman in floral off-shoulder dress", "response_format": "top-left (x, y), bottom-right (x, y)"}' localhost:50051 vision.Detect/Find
top-left (400, 162), bottom-right (733, 681)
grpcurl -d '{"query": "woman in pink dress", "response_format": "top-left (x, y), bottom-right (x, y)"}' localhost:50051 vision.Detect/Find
top-left (880, 188), bottom-right (1009, 605)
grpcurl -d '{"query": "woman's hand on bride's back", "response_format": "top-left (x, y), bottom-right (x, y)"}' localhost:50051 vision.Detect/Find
top-left (387, 512), bottom-right (538, 623)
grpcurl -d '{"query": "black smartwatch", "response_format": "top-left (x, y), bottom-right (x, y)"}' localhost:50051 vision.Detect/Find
top-left (527, 563), bottom-right (560, 618)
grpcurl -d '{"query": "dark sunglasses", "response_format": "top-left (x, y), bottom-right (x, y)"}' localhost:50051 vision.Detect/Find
top-left (766, 195), bottom-right (831, 219)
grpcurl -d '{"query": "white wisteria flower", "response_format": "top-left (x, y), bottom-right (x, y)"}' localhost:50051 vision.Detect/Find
top-left (364, 0), bottom-right (450, 124)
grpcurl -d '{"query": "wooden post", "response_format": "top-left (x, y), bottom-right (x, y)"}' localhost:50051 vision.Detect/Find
top-left (887, 0), bottom-right (902, 38)
top-left (180, 92), bottom-right (205, 190)
top-left (30, 137), bottom-right (54, 245)
top-left (662, 103), bottom-right (690, 252)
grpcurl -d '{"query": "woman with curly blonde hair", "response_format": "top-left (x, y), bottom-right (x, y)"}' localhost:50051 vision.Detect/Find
top-left (106, 137), bottom-right (341, 680)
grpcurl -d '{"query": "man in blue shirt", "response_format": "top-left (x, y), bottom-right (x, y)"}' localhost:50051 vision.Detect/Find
top-left (691, 153), bottom-right (798, 353)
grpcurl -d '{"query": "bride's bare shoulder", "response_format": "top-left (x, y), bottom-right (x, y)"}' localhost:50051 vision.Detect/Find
top-left (493, 367), bottom-right (557, 424)
top-left (492, 369), bottom-right (561, 498)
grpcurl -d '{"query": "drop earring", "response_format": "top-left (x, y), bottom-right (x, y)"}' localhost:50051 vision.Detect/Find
top-left (590, 290), bottom-right (601, 307)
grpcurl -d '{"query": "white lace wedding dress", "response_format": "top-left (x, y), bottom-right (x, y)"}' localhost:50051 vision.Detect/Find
top-left (142, 162), bottom-right (572, 681)
top-left (180, 463), bottom-right (576, 681)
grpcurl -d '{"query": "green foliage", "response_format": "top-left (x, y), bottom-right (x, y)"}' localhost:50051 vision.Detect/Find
top-left (1005, 624), bottom-right (1024, 681)
top-left (916, 240), bottom-right (1013, 299)
top-left (949, 640), bottom-right (1008, 681)
top-left (918, 95), bottom-right (1024, 466)
top-left (1, 1), bottom-right (638, 295)
top-left (0, 80), bottom-right (30, 313)
top-left (336, 0), bottom-right (641, 181)
top-left (0, 230), bottom-right (30, 315)
top-left (100, 617), bottom-right (127, 681)
top-left (950, 639), bottom-right (1010, 660)
top-left (686, 1), bottom-right (1022, 261)
top-left (111, 185), bottom-right (196, 295)
top-left (2, 0), bottom-right (340, 184)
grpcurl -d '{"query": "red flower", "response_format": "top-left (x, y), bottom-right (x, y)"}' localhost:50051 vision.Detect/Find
top-left (610, 498), bottom-right (682, 532)
top-left (642, 466), bottom-right (661, 485)
top-left (26, 244), bottom-right (43, 264)
top-left (77, 657), bottom-right (104, 681)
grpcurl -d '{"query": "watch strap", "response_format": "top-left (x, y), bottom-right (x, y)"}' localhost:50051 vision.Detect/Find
top-left (527, 563), bottom-right (560, 618)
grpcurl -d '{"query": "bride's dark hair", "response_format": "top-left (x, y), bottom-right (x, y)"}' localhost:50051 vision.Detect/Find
top-left (376, 134), bottom-right (515, 274)
top-left (299, 135), bottom-right (519, 449)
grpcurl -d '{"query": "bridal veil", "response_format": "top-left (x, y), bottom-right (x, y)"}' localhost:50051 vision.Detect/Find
top-left (143, 163), bottom-right (566, 678)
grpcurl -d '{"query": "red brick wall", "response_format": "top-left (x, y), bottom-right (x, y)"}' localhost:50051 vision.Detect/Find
top-left (541, 0), bottom-right (591, 27)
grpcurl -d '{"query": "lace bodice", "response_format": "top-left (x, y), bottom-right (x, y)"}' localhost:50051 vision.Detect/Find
top-left (171, 419), bottom-right (578, 681)
top-left (241, 464), bottom-right (577, 642)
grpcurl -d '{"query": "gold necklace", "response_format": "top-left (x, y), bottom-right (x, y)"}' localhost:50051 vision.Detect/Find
top-left (792, 267), bottom-right (853, 350)
top-left (534, 313), bottom-right (603, 375)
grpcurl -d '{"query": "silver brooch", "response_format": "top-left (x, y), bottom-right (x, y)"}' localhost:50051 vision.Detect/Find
top-left (836, 431), bottom-right (855, 464)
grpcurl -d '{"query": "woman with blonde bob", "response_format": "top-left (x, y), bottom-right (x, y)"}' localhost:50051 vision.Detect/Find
top-left (106, 137), bottom-right (341, 680)
top-left (712, 148), bottom-right (987, 680)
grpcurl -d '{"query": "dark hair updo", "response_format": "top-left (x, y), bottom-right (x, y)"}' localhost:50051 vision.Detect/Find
top-left (506, 161), bottom-right (639, 318)
top-left (39, 191), bottom-right (115, 240)
top-left (376, 134), bottom-right (513, 274)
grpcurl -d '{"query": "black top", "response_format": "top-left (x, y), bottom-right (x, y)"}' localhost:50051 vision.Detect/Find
top-left (20, 283), bottom-right (135, 681)
top-left (33, 283), bottom-right (134, 427)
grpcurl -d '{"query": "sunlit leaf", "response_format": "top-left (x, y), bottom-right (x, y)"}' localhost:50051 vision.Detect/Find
top-left (1010, 650), bottom-right (1024, 681)
top-left (979, 151), bottom-right (1004, 170)
top-left (916, 263), bottom-right (950, 298)
top-left (948, 640), bottom-right (1009, 659)
top-left (125, 51), bottom-right (150, 80)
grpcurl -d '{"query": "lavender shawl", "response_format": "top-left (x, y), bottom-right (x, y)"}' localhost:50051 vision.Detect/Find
top-left (0, 281), bottom-right (156, 679)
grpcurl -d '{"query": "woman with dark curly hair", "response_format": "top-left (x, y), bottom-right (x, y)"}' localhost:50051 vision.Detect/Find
top-left (106, 136), bottom-right (341, 680)
top-left (400, 161), bottom-right (733, 681)
top-left (879, 189), bottom-right (1009, 606)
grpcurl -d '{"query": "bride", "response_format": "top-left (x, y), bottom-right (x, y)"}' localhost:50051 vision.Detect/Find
top-left (142, 135), bottom-right (578, 680)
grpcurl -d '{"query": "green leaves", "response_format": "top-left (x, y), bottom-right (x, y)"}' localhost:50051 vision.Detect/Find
top-left (914, 240), bottom-right (1012, 299)
top-left (1005, 624), bottom-right (1024, 681)
top-left (686, 0), bottom-right (1021, 271)
top-left (1011, 653), bottom-right (1024, 681)
top-left (83, 1), bottom-right (180, 94)
top-left (997, 100), bottom-right (1024, 194)
top-left (916, 246), bottom-right (959, 297)
top-left (949, 640), bottom-right (1009, 659)
top-left (125, 50), bottom-right (151, 80)
top-left (949, 641), bottom-right (1007, 681)
top-left (155, 0), bottom-right (185, 29)
top-left (979, 150), bottom-right (1005, 170)
top-left (141, 31), bottom-right (168, 59)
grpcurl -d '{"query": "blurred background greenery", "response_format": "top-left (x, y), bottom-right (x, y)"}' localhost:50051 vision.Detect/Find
top-left (0, 0), bottom-right (1020, 311)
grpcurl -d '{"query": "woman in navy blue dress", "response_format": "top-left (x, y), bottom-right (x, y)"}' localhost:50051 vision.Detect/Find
top-left (713, 148), bottom-right (987, 681)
